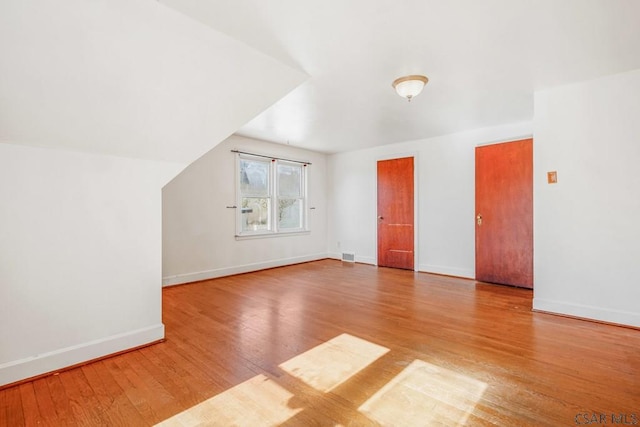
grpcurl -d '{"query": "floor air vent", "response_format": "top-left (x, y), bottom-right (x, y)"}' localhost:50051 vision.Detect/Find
top-left (341, 252), bottom-right (355, 263)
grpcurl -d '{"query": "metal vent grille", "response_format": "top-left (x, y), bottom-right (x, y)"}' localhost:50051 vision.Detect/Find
top-left (341, 252), bottom-right (355, 262)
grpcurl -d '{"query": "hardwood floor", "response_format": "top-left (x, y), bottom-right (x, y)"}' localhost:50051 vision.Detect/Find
top-left (2, 259), bottom-right (639, 426)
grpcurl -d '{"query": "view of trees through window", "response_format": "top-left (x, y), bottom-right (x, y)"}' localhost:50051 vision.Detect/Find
top-left (238, 155), bottom-right (306, 235)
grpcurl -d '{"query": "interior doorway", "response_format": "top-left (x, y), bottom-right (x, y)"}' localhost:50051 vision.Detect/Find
top-left (475, 139), bottom-right (533, 288)
top-left (377, 157), bottom-right (415, 270)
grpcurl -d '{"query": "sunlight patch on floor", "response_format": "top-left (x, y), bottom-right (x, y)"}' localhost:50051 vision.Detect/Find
top-left (358, 359), bottom-right (487, 426)
top-left (154, 336), bottom-right (486, 426)
top-left (155, 374), bottom-right (301, 427)
top-left (278, 333), bottom-right (390, 392)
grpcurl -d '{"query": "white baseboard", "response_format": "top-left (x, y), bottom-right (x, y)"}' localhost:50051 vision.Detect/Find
top-left (418, 263), bottom-right (474, 279)
top-left (533, 298), bottom-right (640, 328)
top-left (327, 252), bottom-right (376, 265)
top-left (0, 324), bottom-right (164, 388)
top-left (355, 255), bottom-right (376, 265)
top-left (162, 253), bottom-right (330, 286)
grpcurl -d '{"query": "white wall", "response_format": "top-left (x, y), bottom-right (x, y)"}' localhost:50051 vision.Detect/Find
top-left (0, 0), bottom-right (307, 163)
top-left (162, 135), bottom-right (328, 285)
top-left (327, 122), bottom-right (533, 277)
top-left (533, 69), bottom-right (640, 327)
top-left (0, 0), bottom-right (306, 386)
top-left (0, 143), bottom-right (183, 386)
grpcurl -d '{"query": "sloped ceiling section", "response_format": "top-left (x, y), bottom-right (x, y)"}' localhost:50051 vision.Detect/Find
top-left (156, 0), bottom-right (640, 153)
top-left (0, 0), bottom-right (307, 164)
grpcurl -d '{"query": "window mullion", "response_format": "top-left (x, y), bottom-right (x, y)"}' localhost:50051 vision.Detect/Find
top-left (272, 159), bottom-right (278, 233)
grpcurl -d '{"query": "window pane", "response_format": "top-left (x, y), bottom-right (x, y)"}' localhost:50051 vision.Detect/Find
top-left (278, 198), bottom-right (302, 230)
top-left (278, 164), bottom-right (302, 198)
top-left (240, 159), bottom-right (269, 196)
top-left (242, 198), bottom-right (271, 232)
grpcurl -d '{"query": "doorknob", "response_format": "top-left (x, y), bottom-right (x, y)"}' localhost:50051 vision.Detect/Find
top-left (476, 214), bottom-right (482, 226)
top-left (378, 216), bottom-right (384, 220)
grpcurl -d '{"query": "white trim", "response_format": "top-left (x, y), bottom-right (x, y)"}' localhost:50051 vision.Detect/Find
top-left (533, 298), bottom-right (640, 328)
top-left (475, 134), bottom-right (534, 147)
top-left (355, 255), bottom-right (376, 265)
top-left (162, 253), bottom-right (329, 286)
top-left (418, 264), bottom-right (475, 279)
top-left (235, 230), bottom-right (310, 240)
top-left (326, 252), bottom-right (376, 265)
top-left (0, 324), bottom-right (164, 387)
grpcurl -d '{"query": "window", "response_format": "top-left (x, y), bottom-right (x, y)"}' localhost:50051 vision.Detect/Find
top-left (237, 154), bottom-right (308, 237)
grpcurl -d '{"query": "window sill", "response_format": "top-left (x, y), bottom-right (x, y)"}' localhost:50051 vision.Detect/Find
top-left (235, 230), bottom-right (310, 241)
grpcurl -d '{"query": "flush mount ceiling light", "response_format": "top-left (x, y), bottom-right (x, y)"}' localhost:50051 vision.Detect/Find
top-left (392, 75), bottom-right (429, 102)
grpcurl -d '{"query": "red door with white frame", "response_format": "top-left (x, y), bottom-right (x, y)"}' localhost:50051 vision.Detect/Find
top-left (377, 157), bottom-right (414, 270)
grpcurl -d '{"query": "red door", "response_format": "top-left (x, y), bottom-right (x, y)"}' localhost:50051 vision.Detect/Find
top-left (475, 139), bottom-right (533, 288)
top-left (377, 157), bottom-right (414, 270)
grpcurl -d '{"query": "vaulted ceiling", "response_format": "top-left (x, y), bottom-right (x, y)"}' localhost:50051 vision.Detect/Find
top-left (160, 0), bottom-right (640, 153)
top-left (2, 1), bottom-right (640, 160)
top-left (0, 0), bottom-right (306, 164)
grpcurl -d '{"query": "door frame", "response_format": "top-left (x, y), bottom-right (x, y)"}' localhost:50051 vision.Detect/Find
top-left (375, 152), bottom-right (419, 271)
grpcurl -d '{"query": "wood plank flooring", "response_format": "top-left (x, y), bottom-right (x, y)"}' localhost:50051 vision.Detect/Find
top-left (2, 259), bottom-right (639, 426)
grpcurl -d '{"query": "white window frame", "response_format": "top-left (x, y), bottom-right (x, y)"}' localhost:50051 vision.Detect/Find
top-left (236, 153), bottom-right (309, 239)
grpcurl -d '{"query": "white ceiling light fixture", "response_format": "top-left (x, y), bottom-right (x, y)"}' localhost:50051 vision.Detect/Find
top-left (392, 75), bottom-right (429, 102)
